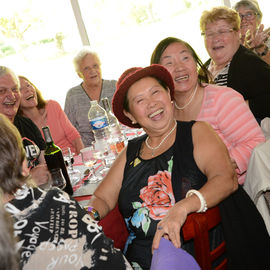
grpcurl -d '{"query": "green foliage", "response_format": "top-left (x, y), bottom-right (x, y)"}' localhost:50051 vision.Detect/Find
top-left (0, 16), bottom-right (31, 40)
top-left (130, 3), bottom-right (156, 24)
top-left (39, 38), bottom-right (54, 44)
top-left (0, 42), bottom-right (16, 56)
top-left (184, 0), bottom-right (192, 9)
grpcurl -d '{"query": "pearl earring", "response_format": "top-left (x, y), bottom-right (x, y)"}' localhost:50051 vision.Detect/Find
top-left (132, 120), bottom-right (136, 124)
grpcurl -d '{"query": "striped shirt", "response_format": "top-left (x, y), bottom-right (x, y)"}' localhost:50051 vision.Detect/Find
top-left (209, 61), bottom-right (230, 86)
top-left (197, 84), bottom-right (265, 184)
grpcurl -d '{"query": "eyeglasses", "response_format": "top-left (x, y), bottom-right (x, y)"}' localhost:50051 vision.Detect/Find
top-left (239, 11), bottom-right (257, 21)
top-left (201, 28), bottom-right (235, 39)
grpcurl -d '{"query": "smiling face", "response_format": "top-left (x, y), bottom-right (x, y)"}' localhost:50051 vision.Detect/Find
top-left (78, 54), bottom-right (102, 87)
top-left (159, 42), bottom-right (198, 97)
top-left (0, 73), bottom-right (21, 122)
top-left (19, 77), bottom-right (38, 110)
top-left (204, 19), bottom-right (240, 67)
top-left (124, 76), bottom-right (174, 135)
top-left (237, 6), bottom-right (259, 37)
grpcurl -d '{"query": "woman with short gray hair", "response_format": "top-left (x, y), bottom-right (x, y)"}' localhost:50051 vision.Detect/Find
top-left (234, 0), bottom-right (270, 64)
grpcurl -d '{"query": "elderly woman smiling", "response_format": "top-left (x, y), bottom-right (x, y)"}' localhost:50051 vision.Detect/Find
top-left (200, 6), bottom-right (270, 121)
top-left (88, 64), bottom-right (239, 269)
top-left (234, 0), bottom-right (270, 64)
top-left (150, 36), bottom-right (265, 185)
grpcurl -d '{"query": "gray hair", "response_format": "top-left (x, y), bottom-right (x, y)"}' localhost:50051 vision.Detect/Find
top-left (73, 47), bottom-right (101, 74)
top-left (0, 66), bottom-right (20, 88)
top-left (233, 0), bottom-right (262, 21)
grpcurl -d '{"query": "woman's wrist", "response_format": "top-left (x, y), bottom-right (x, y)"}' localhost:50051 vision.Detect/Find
top-left (186, 189), bottom-right (208, 213)
top-left (255, 44), bottom-right (269, 57)
top-left (84, 206), bottom-right (101, 221)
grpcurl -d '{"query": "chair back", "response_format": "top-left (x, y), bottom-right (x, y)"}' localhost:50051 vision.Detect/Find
top-left (182, 206), bottom-right (227, 270)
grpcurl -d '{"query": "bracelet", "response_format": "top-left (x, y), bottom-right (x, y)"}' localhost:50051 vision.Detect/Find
top-left (84, 206), bottom-right (101, 221)
top-left (257, 45), bottom-right (269, 57)
top-left (186, 189), bottom-right (208, 213)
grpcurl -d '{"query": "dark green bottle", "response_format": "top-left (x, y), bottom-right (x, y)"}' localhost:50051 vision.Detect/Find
top-left (42, 126), bottom-right (73, 195)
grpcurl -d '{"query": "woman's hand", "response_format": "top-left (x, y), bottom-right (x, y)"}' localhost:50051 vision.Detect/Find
top-left (152, 202), bottom-right (188, 253)
top-left (30, 164), bottom-right (50, 186)
top-left (244, 24), bottom-right (270, 50)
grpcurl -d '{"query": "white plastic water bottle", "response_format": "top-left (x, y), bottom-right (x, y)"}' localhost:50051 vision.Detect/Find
top-left (101, 97), bottom-right (125, 153)
top-left (88, 100), bottom-right (110, 152)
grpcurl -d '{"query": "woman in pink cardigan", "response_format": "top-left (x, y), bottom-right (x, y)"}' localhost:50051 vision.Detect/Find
top-left (151, 37), bottom-right (265, 184)
top-left (18, 76), bottom-right (84, 154)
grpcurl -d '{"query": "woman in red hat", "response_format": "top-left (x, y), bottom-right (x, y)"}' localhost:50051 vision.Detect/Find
top-left (87, 64), bottom-right (269, 270)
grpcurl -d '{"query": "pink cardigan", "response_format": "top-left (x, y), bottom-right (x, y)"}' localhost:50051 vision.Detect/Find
top-left (197, 84), bottom-right (265, 184)
top-left (44, 100), bottom-right (81, 153)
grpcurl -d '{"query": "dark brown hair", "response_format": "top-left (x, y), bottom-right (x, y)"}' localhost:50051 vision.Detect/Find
top-left (18, 76), bottom-right (47, 113)
top-left (150, 37), bottom-right (212, 86)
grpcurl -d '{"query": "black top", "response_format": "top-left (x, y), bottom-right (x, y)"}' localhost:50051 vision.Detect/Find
top-left (172, 123), bottom-right (270, 270)
top-left (119, 133), bottom-right (174, 269)
top-left (14, 115), bottom-right (45, 168)
top-left (121, 120), bottom-right (270, 269)
top-left (119, 121), bottom-right (220, 269)
top-left (206, 45), bottom-right (270, 120)
top-left (5, 186), bottom-right (131, 270)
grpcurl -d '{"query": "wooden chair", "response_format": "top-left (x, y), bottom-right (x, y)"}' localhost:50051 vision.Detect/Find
top-left (182, 206), bottom-right (227, 270)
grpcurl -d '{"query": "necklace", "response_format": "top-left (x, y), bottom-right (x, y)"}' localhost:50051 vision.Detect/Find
top-left (145, 121), bottom-right (177, 157)
top-left (174, 84), bottom-right (198, 110)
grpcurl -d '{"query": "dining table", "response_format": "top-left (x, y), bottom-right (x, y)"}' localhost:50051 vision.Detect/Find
top-left (71, 127), bottom-right (145, 249)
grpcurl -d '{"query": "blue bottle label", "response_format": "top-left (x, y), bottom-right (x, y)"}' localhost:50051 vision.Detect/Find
top-left (90, 117), bottom-right (108, 130)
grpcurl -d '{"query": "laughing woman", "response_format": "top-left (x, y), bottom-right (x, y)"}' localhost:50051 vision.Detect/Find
top-left (200, 6), bottom-right (270, 121)
top-left (234, 0), bottom-right (270, 65)
top-left (88, 64), bottom-right (270, 270)
top-left (88, 64), bottom-right (239, 269)
top-left (150, 36), bottom-right (265, 185)
top-left (18, 76), bottom-right (84, 154)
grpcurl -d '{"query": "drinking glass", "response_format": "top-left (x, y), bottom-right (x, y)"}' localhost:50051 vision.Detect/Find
top-left (50, 168), bottom-right (66, 189)
top-left (80, 146), bottom-right (102, 183)
top-left (62, 147), bottom-right (81, 185)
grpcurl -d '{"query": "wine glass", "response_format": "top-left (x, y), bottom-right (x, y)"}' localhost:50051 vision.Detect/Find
top-left (62, 147), bottom-right (81, 185)
top-left (80, 146), bottom-right (102, 183)
top-left (50, 168), bottom-right (66, 189)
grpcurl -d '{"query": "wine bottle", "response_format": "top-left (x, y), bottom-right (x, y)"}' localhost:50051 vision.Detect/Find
top-left (42, 126), bottom-right (73, 195)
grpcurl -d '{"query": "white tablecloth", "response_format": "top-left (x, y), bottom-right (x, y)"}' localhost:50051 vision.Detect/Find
top-left (71, 155), bottom-right (101, 197)
top-left (244, 139), bottom-right (270, 235)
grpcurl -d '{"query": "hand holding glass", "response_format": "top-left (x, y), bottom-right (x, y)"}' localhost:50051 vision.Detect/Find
top-left (50, 168), bottom-right (66, 189)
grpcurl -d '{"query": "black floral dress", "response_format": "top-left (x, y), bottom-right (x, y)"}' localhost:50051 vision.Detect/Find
top-left (119, 121), bottom-right (270, 270)
top-left (118, 121), bottom-right (212, 270)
